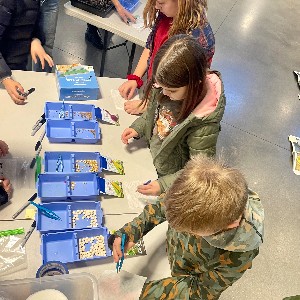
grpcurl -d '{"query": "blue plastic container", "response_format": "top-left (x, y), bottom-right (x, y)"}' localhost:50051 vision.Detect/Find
top-left (41, 227), bottom-right (111, 263)
top-left (46, 119), bottom-right (100, 143)
top-left (44, 151), bottom-right (102, 173)
top-left (37, 173), bottom-right (108, 202)
top-left (45, 102), bottom-right (97, 121)
top-left (36, 201), bottom-right (103, 233)
top-left (119, 0), bottom-right (139, 12)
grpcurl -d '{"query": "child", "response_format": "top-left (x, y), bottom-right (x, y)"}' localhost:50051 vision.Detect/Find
top-left (110, 154), bottom-right (264, 299)
top-left (0, 0), bottom-right (54, 104)
top-left (121, 35), bottom-right (225, 196)
top-left (118, 0), bottom-right (214, 114)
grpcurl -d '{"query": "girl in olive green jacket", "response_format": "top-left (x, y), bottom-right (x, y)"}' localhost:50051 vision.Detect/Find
top-left (121, 35), bottom-right (226, 195)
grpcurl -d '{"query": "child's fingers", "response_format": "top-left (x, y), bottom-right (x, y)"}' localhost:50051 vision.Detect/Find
top-left (45, 55), bottom-right (54, 67)
top-left (126, 13), bottom-right (136, 23)
top-left (112, 237), bottom-right (123, 262)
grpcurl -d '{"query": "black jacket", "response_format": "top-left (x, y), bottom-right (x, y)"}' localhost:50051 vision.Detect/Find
top-left (0, 0), bottom-right (41, 79)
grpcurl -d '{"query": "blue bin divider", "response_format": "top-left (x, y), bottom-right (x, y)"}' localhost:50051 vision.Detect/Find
top-left (45, 102), bottom-right (97, 121)
top-left (37, 173), bottom-right (100, 202)
top-left (41, 227), bottom-right (112, 264)
top-left (44, 151), bottom-right (102, 173)
top-left (46, 119), bottom-right (100, 144)
top-left (36, 201), bottom-right (103, 233)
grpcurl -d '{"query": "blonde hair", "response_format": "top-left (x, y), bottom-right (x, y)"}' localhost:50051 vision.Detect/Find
top-left (143, 0), bottom-right (208, 36)
top-left (165, 155), bottom-right (248, 234)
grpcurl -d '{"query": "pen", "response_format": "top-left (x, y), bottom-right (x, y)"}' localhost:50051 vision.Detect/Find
top-left (12, 193), bottom-right (37, 219)
top-left (25, 88), bottom-right (35, 97)
top-left (35, 129), bottom-right (46, 151)
top-left (21, 220), bottom-right (36, 248)
top-left (144, 180), bottom-right (151, 185)
top-left (32, 113), bottom-right (45, 130)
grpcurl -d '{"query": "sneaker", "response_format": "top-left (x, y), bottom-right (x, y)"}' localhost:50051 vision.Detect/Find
top-left (85, 24), bottom-right (103, 50)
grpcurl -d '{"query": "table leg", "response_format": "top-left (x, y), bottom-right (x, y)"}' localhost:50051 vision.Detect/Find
top-left (100, 30), bottom-right (109, 77)
top-left (127, 43), bottom-right (137, 75)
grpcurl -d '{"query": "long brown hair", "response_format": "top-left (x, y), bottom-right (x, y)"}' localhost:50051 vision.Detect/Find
top-left (143, 0), bottom-right (208, 35)
top-left (144, 34), bottom-right (208, 121)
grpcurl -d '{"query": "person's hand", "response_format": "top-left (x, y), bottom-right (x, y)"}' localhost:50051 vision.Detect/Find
top-left (2, 78), bottom-right (27, 104)
top-left (0, 140), bottom-right (9, 157)
top-left (118, 80), bottom-right (138, 100)
top-left (112, 236), bottom-right (135, 263)
top-left (137, 180), bottom-right (161, 196)
top-left (1, 177), bottom-right (13, 198)
top-left (31, 38), bottom-right (54, 70)
top-left (114, 3), bottom-right (136, 24)
top-left (121, 128), bottom-right (138, 144)
top-left (124, 99), bottom-right (147, 115)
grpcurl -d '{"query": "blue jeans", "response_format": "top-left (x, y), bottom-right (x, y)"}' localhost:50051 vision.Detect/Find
top-left (33, 0), bottom-right (59, 73)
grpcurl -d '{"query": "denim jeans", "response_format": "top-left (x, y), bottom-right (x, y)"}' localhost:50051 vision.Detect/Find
top-left (33, 0), bottom-right (59, 73)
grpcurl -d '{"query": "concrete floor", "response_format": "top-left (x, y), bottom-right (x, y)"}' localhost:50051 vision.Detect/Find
top-left (53, 1), bottom-right (300, 299)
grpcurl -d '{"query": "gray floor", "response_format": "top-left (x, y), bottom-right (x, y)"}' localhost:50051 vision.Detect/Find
top-left (53, 1), bottom-right (300, 299)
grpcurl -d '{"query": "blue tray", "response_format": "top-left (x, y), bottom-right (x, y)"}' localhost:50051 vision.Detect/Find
top-left (46, 119), bottom-right (100, 144)
top-left (45, 102), bottom-right (97, 121)
top-left (41, 227), bottom-right (111, 264)
top-left (37, 173), bottom-right (123, 202)
top-left (36, 201), bottom-right (103, 233)
top-left (44, 151), bottom-right (102, 173)
top-left (119, 0), bottom-right (139, 12)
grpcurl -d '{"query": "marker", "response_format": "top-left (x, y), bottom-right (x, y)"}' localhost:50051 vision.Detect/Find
top-left (17, 87), bottom-right (35, 97)
top-left (35, 130), bottom-right (46, 151)
top-left (12, 193), bottom-right (37, 219)
top-left (21, 220), bottom-right (36, 248)
top-left (144, 180), bottom-right (151, 185)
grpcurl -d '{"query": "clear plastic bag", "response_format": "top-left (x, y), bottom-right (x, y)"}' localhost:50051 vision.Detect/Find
top-left (0, 228), bottom-right (27, 276)
top-left (0, 158), bottom-right (35, 189)
top-left (97, 270), bottom-right (147, 300)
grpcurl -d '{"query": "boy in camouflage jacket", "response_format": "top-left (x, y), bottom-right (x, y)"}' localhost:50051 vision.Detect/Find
top-left (110, 155), bottom-right (264, 299)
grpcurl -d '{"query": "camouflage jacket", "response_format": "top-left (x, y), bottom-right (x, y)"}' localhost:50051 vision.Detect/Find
top-left (115, 190), bottom-right (264, 300)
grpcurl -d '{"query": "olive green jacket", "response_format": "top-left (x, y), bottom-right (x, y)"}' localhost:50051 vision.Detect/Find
top-left (130, 71), bottom-right (226, 192)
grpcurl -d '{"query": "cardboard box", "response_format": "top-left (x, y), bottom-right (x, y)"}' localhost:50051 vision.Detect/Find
top-left (56, 64), bottom-right (99, 100)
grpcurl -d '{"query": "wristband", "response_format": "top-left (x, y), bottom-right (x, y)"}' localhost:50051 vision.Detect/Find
top-left (127, 74), bottom-right (143, 89)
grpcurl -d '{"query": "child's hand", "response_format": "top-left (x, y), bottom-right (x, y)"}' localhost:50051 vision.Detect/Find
top-left (114, 3), bottom-right (136, 24)
top-left (137, 180), bottom-right (161, 196)
top-left (121, 128), bottom-right (138, 144)
top-left (31, 38), bottom-right (54, 70)
top-left (2, 78), bottom-right (26, 104)
top-left (112, 236), bottom-right (135, 263)
top-left (124, 99), bottom-right (147, 115)
top-left (0, 140), bottom-right (9, 157)
top-left (0, 177), bottom-right (12, 198)
top-left (118, 80), bottom-right (138, 100)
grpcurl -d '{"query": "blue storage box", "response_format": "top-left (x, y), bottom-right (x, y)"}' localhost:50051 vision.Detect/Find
top-left (41, 227), bottom-right (111, 263)
top-left (37, 173), bottom-right (124, 202)
top-left (36, 201), bottom-right (103, 233)
top-left (45, 102), bottom-right (96, 121)
top-left (119, 0), bottom-right (139, 12)
top-left (55, 64), bottom-right (99, 101)
top-left (44, 151), bottom-right (102, 173)
top-left (46, 119), bottom-right (100, 144)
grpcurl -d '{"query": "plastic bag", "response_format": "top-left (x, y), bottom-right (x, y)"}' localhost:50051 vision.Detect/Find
top-left (0, 158), bottom-right (35, 189)
top-left (123, 181), bottom-right (157, 211)
top-left (97, 270), bottom-right (147, 300)
top-left (0, 228), bottom-right (28, 276)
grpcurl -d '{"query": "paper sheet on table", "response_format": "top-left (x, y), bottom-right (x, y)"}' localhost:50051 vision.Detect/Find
top-left (97, 270), bottom-right (147, 300)
top-left (111, 89), bottom-right (139, 110)
top-left (123, 181), bottom-right (157, 210)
